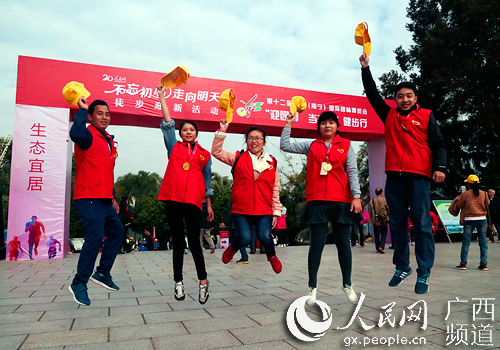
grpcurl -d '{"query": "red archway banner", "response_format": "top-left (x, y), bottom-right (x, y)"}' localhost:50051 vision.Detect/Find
top-left (16, 56), bottom-right (390, 141)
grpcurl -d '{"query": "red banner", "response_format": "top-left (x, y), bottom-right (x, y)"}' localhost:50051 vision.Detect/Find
top-left (17, 56), bottom-right (388, 140)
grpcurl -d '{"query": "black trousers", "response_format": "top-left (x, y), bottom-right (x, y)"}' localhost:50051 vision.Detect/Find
top-left (351, 223), bottom-right (365, 246)
top-left (164, 201), bottom-right (207, 281)
top-left (308, 222), bottom-right (352, 288)
top-left (374, 225), bottom-right (388, 250)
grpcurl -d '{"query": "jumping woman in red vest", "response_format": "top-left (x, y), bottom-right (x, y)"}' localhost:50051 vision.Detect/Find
top-left (156, 84), bottom-right (214, 304)
top-left (212, 119), bottom-right (283, 274)
top-left (280, 111), bottom-right (362, 306)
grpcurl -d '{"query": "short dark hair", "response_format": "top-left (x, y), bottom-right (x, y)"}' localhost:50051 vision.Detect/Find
top-left (88, 100), bottom-right (109, 115)
top-left (244, 126), bottom-right (267, 142)
top-left (317, 111), bottom-right (340, 134)
top-left (375, 188), bottom-right (383, 196)
top-left (394, 82), bottom-right (417, 96)
top-left (178, 120), bottom-right (199, 138)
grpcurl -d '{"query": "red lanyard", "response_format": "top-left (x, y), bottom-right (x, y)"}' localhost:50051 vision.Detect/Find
top-left (186, 142), bottom-right (198, 162)
top-left (325, 141), bottom-right (334, 164)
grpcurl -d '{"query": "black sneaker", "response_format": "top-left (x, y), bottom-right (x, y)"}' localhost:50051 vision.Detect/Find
top-left (388, 268), bottom-right (413, 287)
top-left (174, 282), bottom-right (185, 301)
top-left (199, 281), bottom-right (210, 304)
top-left (415, 274), bottom-right (429, 294)
top-left (236, 258), bottom-right (249, 264)
top-left (68, 284), bottom-right (90, 306)
top-left (90, 272), bottom-right (119, 291)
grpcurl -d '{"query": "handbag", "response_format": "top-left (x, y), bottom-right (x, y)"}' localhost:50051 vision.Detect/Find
top-left (360, 211), bottom-right (370, 225)
top-left (371, 199), bottom-right (389, 227)
top-left (375, 214), bottom-right (389, 227)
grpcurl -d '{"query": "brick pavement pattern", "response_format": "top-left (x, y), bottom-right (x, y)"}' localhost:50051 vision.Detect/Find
top-left (0, 242), bottom-right (499, 349)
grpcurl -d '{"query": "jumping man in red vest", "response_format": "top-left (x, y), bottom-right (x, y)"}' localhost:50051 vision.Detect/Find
top-left (68, 96), bottom-right (125, 306)
top-left (212, 120), bottom-right (283, 274)
top-left (360, 53), bottom-right (447, 294)
top-left (157, 84), bottom-right (214, 305)
top-left (281, 111), bottom-right (362, 306)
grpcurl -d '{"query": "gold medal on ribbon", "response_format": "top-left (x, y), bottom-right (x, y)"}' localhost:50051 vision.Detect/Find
top-left (182, 162), bottom-right (190, 171)
top-left (323, 163), bottom-right (332, 172)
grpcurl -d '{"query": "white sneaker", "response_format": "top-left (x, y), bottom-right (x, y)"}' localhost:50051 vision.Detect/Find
top-left (174, 282), bottom-right (185, 301)
top-left (306, 286), bottom-right (317, 306)
top-left (199, 281), bottom-right (210, 304)
top-left (342, 284), bottom-right (358, 304)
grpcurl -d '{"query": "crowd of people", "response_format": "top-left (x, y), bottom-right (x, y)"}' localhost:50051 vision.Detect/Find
top-left (65, 52), bottom-right (497, 308)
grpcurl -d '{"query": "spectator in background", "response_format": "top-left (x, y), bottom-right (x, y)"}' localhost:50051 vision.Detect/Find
top-left (276, 206), bottom-right (288, 247)
top-left (119, 195), bottom-right (133, 254)
top-left (488, 189), bottom-right (500, 243)
top-left (200, 198), bottom-right (216, 253)
top-left (220, 199), bottom-right (253, 264)
top-left (369, 188), bottom-right (390, 254)
top-left (141, 229), bottom-right (154, 251)
top-left (430, 211), bottom-right (439, 235)
top-left (450, 175), bottom-right (489, 271)
top-left (351, 202), bottom-right (366, 247)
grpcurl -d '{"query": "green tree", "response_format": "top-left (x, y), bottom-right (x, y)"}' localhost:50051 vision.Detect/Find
top-left (356, 142), bottom-right (369, 201)
top-left (132, 195), bottom-right (169, 249)
top-left (389, 0), bottom-right (500, 193)
top-left (378, 70), bottom-right (406, 99)
top-left (115, 171), bottom-right (162, 199)
top-left (113, 171), bottom-right (165, 245)
top-left (210, 172), bottom-right (232, 231)
top-left (280, 157), bottom-right (308, 242)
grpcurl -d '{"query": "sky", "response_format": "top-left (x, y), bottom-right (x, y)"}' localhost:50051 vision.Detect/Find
top-left (0, 1), bottom-right (413, 179)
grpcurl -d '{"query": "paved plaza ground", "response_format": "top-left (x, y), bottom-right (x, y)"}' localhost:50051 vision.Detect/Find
top-left (0, 241), bottom-right (499, 350)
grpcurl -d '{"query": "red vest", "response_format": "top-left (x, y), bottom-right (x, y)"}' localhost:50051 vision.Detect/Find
top-left (231, 151), bottom-right (276, 215)
top-left (384, 106), bottom-right (433, 177)
top-left (306, 135), bottom-right (352, 203)
top-left (74, 125), bottom-right (117, 200)
top-left (158, 141), bottom-right (210, 210)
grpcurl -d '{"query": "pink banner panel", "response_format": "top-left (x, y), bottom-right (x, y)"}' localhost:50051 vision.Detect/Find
top-left (7, 105), bottom-right (72, 261)
top-left (16, 56), bottom-right (389, 140)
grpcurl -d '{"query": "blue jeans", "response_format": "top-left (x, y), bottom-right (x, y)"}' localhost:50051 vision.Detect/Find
top-left (461, 220), bottom-right (488, 265)
top-left (385, 175), bottom-right (434, 277)
top-left (240, 247), bottom-right (249, 260)
top-left (231, 214), bottom-right (276, 259)
top-left (73, 199), bottom-right (124, 285)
